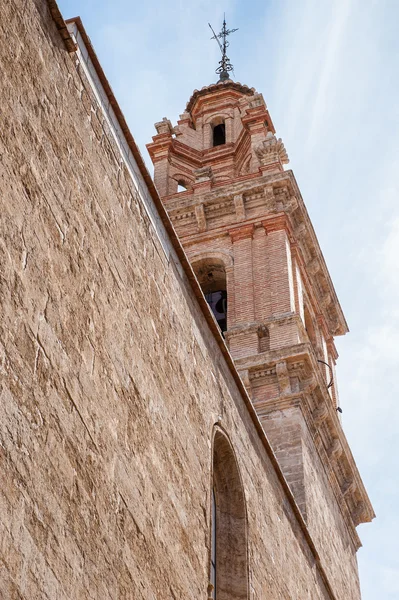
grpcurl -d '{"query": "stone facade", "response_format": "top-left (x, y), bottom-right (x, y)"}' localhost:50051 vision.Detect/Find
top-left (0, 1), bottom-right (373, 599)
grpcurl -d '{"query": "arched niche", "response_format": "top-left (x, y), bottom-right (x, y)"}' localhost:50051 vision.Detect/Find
top-left (169, 174), bottom-right (193, 195)
top-left (191, 255), bottom-right (230, 333)
top-left (208, 115), bottom-right (227, 147)
top-left (210, 428), bottom-right (248, 600)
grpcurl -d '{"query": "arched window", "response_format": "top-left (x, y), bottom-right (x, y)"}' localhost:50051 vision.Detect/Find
top-left (177, 180), bottom-right (187, 193)
top-left (213, 122), bottom-right (226, 147)
top-left (210, 429), bottom-right (248, 600)
top-left (192, 257), bottom-right (228, 333)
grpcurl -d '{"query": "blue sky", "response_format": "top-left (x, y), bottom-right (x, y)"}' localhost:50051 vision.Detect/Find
top-left (58, 1), bottom-right (399, 597)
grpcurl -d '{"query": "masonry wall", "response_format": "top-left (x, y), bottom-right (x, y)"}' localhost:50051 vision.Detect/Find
top-left (0, 1), bottom-right (360, 598)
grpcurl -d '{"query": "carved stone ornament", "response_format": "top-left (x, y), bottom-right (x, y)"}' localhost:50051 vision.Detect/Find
top-left (154, 117), bottom-right (174, 135)
top-left (195, 204), bottom-right (207, 232)
top-left (276, 360), bottom-right (291, 395)
top-left (342, 478), bottom-right (356, 497)
top-left (353, 501), bottom-right (366, 525)
top-left (327, 438), bottom-right (343, 461)
top-left (194, 166), bottom-right (215, 183)
top-left (255, 132), bottom-right (289, 167)
top-left (312, 402), bottom-right (329, 426)
top-left (248, 93), bottom-right (265, 109)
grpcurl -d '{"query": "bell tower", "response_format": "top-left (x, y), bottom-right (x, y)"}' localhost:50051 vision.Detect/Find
top-left (147, 75), bottom-right (374, 560)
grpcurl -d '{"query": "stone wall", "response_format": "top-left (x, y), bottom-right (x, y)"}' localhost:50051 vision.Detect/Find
top-left (0, 1), bottom-right (361, 598)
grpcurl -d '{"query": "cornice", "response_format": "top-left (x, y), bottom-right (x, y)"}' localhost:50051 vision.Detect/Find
top-left (234, 337), bottom-right (375, 549)
top-left (186, 80), bottom-right (256, 113)
top-left (229, 223), bottom-right (255, 242)
top-left (164, 171), bottom-right (348, 337)
top-left (286, 170), bottom-right (349, 336)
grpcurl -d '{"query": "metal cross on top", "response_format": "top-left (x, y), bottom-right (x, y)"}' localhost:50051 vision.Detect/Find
top-left (209, 16), bottom-right (238, 82)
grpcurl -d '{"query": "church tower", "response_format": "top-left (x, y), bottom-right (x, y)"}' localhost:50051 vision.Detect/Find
top-left (147, 53), bottom-right (374, 558)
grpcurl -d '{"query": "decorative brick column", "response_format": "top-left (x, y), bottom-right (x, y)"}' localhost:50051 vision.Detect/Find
top-left (252, 224), bottom-right (270, 322)
top-left (228, 224), bottom-right (255, 324)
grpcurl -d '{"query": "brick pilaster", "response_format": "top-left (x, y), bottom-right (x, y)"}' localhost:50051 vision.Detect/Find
top-left (229, 224), bottom-right (255, 325)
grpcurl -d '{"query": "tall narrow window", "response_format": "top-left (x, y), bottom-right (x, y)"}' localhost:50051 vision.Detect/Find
top-left (211, 430), bottom-right (248, 600)
top-left (213, 123), bottom-right (226, 146)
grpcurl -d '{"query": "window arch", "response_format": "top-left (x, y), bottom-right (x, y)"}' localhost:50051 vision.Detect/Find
top-left (210, 429), bottom-right (248, 600)
top-left (191, 257), bottom-right (228, 333)
top-left (211, 117), bottom-right (226, 147)
top-left (177, 180), bottom-right (188, 192)
top-left (170, 174), bottom-right (192, 194)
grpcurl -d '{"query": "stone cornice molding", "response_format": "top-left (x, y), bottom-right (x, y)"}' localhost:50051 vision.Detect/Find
top-left (186, 81), bottom-right (256, 113)
top-left (235, 340), bottom-right (375, 545)
top-left (327, 438), bottom-right (343, 461)
top-left (262, 214), bottom-right (294, 237)
top-left (166, 174), bottom-right (348, 339)
top-left (286, 171), bottom-right (349, 336)
top-left (312, 402), bottom-right (329, 426)
top-left (228, 223), bottom-right (255, 243)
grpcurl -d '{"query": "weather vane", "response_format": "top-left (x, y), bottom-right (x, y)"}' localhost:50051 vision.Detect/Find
top-left (208, 16), bottom-right (238, 82)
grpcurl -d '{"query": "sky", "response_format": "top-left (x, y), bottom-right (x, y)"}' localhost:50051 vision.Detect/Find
top-left (58, 1), bottom-right (399, 597)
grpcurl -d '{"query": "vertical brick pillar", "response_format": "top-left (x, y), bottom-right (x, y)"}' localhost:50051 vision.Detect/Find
top-left (229, 224), bottom-right (255, 325)
top-left (153, 156), bottom-right (170, 197)
top-left (252, 224), bottom-right (271, 321)
top-left (263, 220), bottom-right (299, 350)
top-left (226, 265), bottom-right (235, 328)
top-left (204, 123), bottom-right (212, 149)
top-left (225, 116), bottom-right (234, 144)
top-left (263, 221), bottom-right (295, 317)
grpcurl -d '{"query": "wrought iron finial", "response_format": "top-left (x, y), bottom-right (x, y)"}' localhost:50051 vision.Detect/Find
top-left (208, 16), bottom-right (238, 82)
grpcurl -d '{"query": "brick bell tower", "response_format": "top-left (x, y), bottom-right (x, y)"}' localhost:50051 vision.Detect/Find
top-left (147, 74), bottom-right (374, 551)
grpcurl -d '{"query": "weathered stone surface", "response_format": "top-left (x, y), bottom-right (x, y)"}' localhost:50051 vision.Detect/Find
top-left (0, 1), bottom-right (372, 599)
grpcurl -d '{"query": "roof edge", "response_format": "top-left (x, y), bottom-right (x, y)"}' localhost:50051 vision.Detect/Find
top-left (46, 0), bottom-right (77, 52)
top-left (186, 80), bottom-right (256, 113)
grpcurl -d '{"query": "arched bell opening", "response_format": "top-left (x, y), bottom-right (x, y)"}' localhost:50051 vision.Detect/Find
top-left (170, 175), bottom-right (192, 195)
top-left (211, 117), bottom-right (226, 147)
top-left (177, 180), bottom-right (188, 193)
top-left (192, 257), bottom-right (228, 334)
